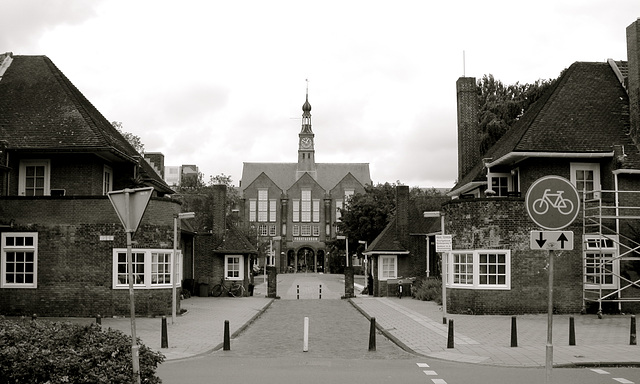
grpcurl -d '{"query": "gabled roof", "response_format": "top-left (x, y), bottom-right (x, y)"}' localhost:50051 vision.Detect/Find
top-left (213, 222), bottom-right (258, 254)
top-left (241, 162), bottom-right (371, 192)
top-left (451, 61), bottom-right (640, 194)
top-left (0, 54), bottom-right (173, 194)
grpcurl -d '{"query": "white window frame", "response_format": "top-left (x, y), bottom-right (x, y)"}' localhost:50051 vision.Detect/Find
top-left (570, 162), bottom-right (601, 199)
top-left (225, 255), bottom-right (244, 281)
top-left (583, 235), bottom-right (619, 289)
top-left (488, 172), bottom-right (509, 196)
top-left (18, 159), bottom-right (50, 196)
top-left (292, 199), bottom-right (300, 222)
top-left (301, 190), bottom-right (311, 222)
top-left (335, 200), bottom-right (343, 221)
top-left (378, 255), bottom-right (397, 281)
top-left (249, 199), bottom-right (257, 222)
top-left (268, 225), bottom-right (277, 237)
top-left (112, 249), bottom-right (182, 289)
top-left (258, 189), bottom-right (268, 222)
top-left (1, 232), bottom-right (38, 288)
top-left (269, 199), bottom-right (277, 222)
top-left (447, 250), bottom-right (511, 290)
top-left (103, 165), bottom-right (113, 195)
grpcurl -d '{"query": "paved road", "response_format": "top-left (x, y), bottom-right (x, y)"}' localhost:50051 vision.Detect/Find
top-left (218, 273), bottom-right (413, 359)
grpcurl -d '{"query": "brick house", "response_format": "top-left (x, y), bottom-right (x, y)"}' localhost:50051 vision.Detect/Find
top-left (364, 185), bottom-right (443, 297)
top-left (239, 92), bottom-right (372, 274)
top-left (0, 53), bottom-right (191, 317)
top-left (443, 19), bottom-right (640, 315)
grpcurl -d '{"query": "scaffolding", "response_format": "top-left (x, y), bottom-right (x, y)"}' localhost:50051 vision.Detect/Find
top-left (583, 189), bottom-right (640, 315)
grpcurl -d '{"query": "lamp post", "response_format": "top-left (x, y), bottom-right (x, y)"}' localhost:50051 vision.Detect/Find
top-left (173, 212), bottom-right (194, 325)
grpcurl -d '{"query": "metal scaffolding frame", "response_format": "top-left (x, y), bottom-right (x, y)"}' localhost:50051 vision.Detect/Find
top-left (582, 189), bottom-right (640, 315)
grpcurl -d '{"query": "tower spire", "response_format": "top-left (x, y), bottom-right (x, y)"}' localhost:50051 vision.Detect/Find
top-left (297, 79), bottom-right (316, 179)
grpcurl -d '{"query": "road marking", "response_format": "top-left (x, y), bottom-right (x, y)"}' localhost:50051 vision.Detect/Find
top-left (416, 363), bottom-right (430, 368)
top-left (423, 370), bottom-right (438, 375)
top-left (431, 380), bottom-right (447, 384)
top-left (613, 379), bottom-right (634, 384)
top-left (590, 368), bottom-right (609, 374)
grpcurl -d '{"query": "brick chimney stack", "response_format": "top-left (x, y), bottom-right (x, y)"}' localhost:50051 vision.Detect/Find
top-left (212, 184), bottom-right (226, 242)
top-left (456, 77), bottom-right (480, 181)
top-left (627, 18), bottom-right (640, 146)
top-left (396, 185), bottom-right (409, 240)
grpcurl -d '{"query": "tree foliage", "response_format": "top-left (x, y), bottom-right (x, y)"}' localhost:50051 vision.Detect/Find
top-left (111, 121), bottom-right (145, 155)
top-left (477, 74), bottom-right (557, 154)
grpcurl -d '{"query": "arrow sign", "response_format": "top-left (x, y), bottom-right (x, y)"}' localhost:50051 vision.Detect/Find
top-left (530, 231), bottom-right (574, 251)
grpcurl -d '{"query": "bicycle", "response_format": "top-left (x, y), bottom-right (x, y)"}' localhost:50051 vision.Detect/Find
top-left (532, 188), bottom-right (574, 215)
top-left (211, 278), bottom-right (245, 297)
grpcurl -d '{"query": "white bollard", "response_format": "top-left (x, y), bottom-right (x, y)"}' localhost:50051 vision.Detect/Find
top-left (303, 317), bottom-right (309, 352)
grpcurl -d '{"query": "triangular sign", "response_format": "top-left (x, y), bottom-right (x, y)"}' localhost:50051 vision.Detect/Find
top-left (108, 187), bottom-right (154, 233)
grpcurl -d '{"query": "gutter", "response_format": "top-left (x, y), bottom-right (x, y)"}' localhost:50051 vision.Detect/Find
top-left (485, 151), bottom-right (614, 168)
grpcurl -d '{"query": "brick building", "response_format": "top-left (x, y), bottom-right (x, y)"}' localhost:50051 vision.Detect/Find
top-left (0, 53), bottom-right (192, 317)
top-left (444, 19), bottom-right (640, 315)
top-left (239, 91), bottom-right (372, 273)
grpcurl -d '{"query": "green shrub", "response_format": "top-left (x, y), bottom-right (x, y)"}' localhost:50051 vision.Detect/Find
top-left (0, 318), bottom-right (164, 384)
top-left (412, 277), bottom-right (442, 304)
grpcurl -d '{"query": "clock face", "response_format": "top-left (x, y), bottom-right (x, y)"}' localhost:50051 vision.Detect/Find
top-left (301, 137), bottom-right (313, 149)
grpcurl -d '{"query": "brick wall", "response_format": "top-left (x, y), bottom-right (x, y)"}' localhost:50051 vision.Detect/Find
top-left (443, 198), bottom-right (583, 314)
top-left (0, 196), bottom-right (181, 317)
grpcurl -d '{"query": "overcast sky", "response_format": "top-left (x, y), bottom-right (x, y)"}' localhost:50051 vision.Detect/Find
top-left (2, 1), bottom-right (638, 188)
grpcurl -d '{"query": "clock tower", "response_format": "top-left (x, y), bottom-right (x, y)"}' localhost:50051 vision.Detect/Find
top-left (297, 85), bottom-right (316, 179)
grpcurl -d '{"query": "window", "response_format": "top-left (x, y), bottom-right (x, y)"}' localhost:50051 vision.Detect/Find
top-left (259, 224), bottom-right (268, 236)
top-left (19, 160), bottom-right (50, 196)
top-left (490, 174), bottom-right (509, 196)
top-left (301, 224), bottom-right (312, 237)
top-left (584, 235), bottom-right (618, 289)
top-left (301, 190), bottom-right (311, 222)
top-left (268, 225), bottom-right (277, 236)
top-left (269, 199), bottom-right (277, 222)
top-left (1, 233), bottom-right (38, 288)
top-left (335, 201), bottom-right (343, 221)
top-left (570, 163), bottom-right (600, 199)
top-left (258, 190), bottom-right (268, 222)
top-left (312, 200), bottom-right (320, 222)
top-left (379, 256), bottom-right (397, 280)
top-left (112, 249), bottom-right (181, 289)
top-left (447, 250), bottom-right (510, 289)
top-left (292, 199), bottom-right (300, 222)
top-left (225, 255), bottom-right (244, 280)
top-left (312, 225), bottom-right (320, 237)
top-left (292, 225), bottom-right (300, 236)
top-left (103, 165), bottom-right (113, 195)
top-left (249, 199), bottom-right (256, 222)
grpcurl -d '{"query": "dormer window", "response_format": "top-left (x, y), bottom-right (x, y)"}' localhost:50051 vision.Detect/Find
top-left (18, 160), bottom-right (50, 196)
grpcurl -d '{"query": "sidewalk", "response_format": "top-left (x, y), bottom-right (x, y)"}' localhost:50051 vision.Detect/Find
top-left (43, 277), bottom-right (640, 366)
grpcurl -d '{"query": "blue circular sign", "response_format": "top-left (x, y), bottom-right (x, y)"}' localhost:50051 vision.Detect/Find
top-left (525, 176), bottom-right (580, 230)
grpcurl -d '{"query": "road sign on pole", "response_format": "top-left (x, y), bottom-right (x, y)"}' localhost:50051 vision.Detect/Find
top-left (530, 231), bottom-right (574, 250)
top-left (525, 176), bottom-right (580, 230)
top-left (108, 187), bottom-right (154, 234)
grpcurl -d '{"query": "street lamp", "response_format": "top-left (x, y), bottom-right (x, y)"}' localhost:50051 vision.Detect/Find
top-left (173, 212), bottom-right (195, 324)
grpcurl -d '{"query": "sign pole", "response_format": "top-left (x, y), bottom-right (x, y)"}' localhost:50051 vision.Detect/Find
top-left (545, 249), bottom-right (554, 384)
top-left (125, 191), bottom-right (141, 384)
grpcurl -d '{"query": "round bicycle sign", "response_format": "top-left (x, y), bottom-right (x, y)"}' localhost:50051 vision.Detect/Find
top-left (525, 176), bottom-right (580, 230)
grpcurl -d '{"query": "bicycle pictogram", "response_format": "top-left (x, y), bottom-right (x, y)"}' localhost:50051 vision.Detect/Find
top-left (532, 188), bottom-right (574, 215)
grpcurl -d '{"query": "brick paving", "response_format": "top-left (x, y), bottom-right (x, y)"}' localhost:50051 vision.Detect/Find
top-left (34, 273), bottom-right (640, 367)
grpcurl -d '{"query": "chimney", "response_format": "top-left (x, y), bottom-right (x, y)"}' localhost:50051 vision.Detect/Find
top-left (212, 184), bottom-right (226, 241)
top-left (396, 185), bottom-right (409, 240)
top-left (456, 77), bottom-right (480, 181)
top-left (628, 18), bottom-right (640, 145)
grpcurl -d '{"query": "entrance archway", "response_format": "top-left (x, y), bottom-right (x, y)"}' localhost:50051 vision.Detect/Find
top-left (296, 247), bottom-right (315, 272)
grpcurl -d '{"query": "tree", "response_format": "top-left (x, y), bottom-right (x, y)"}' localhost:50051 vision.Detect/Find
top-left (112, 121), bottom-right (145, 154)
top-left (477, 74), bottom-right (557, 154)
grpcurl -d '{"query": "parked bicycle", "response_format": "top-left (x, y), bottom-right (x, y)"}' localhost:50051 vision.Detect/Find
top-left (211, 278), bottom-right (245, 297)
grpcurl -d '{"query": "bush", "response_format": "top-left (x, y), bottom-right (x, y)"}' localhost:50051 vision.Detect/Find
top-left (412, 277), bottom-right (442, 304)
top-left (0, 317), bottom-right (164, 384)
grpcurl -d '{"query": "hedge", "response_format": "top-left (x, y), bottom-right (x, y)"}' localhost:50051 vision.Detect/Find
top-left (0, 317), bottom-right (164, 384)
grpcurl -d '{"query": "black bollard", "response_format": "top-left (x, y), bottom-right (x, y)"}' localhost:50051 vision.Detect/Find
top-left (511, 316), bottom-right (518, 347)
top-left (443, 316), bottom-right (447, 325)
top-left (368, 317), bottom-right (376, 351)
top-left (224, 320), bottom-right (231, 351)
top-left (319, 284), bottom-right (322, 300)
top-left (161, 316), bottom-right (168, 348)
top-left (447, 319), bottom-right (454, 349)
top-left (569, 316), bottom-right (576, 346)
top-left (631, 315), bottom-right (637, 346)
top-left (96, 314), bottom-right (102, 325)
top-left (297, 285), bottom-right (300, 300)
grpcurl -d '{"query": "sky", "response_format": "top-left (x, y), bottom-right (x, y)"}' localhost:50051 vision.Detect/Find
top-left (1, 1), bottom-right (639, 189)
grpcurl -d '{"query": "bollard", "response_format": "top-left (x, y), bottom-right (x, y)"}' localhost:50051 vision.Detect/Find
top-left (297, 285), bottom-right (300, 300)
top-left (368, 317), bottom-right (376, 351)
top-left (443, 316), bottom-right (447, 325)
top-left (223, 320), bottom-right (231, 351)
top-left (631, 315), bottom-right (637, 346)
top-left (569, 316), bottom-right (576, 346)
top-left (161, 316), bottom-right (168, 349)
top-left (96, 314), bottom-right (102, 325)
top-left (511, 316), bottom-right (518, 347)
top-left (303, 317), bottom-right (309, 352)
top-left (319, 284), bottom-right (322, 300)
top-left (447, 319), bottom-right (454, 349)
